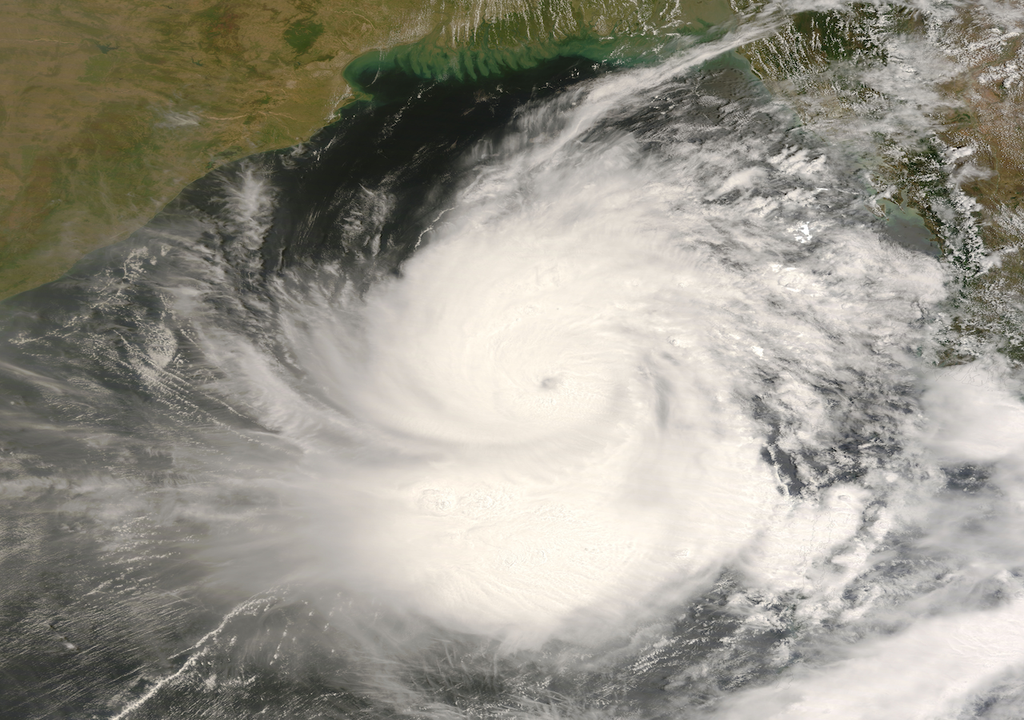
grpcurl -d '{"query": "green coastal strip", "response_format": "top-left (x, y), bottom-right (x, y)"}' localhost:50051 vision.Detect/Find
top-left (344, 21), bottom-right (729, 103)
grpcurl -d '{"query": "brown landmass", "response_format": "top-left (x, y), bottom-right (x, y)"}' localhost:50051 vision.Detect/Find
top-left (0, 0), bottom-right (435, 299)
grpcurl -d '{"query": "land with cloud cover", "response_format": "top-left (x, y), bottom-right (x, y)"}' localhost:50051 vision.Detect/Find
top-left (736, 0), bottom-right (1024, 359)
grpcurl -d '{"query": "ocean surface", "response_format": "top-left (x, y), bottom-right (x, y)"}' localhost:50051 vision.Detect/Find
top-left (3, 3), bottom-right (1024, 719)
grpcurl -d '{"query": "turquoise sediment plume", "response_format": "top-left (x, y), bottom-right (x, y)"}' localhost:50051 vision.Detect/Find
top-left (344, 18), bottom-right (730, 102)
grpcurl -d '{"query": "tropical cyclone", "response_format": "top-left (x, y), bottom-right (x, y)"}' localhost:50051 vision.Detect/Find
top-left (182, 58), bottom-right (949, 650)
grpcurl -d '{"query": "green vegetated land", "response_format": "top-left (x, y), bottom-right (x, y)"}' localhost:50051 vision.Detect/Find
top-left (0, 0), bottom-right (733, 300)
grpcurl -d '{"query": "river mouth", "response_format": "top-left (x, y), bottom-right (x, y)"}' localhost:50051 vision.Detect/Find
top-left (2, 30), bottom-right (1024, 720)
